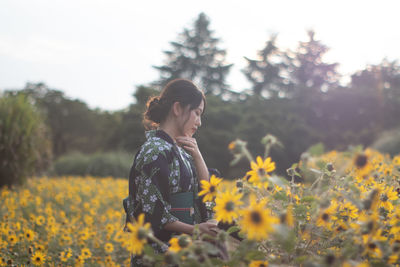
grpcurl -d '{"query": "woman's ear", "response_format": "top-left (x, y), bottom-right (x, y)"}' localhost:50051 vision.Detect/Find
top-left (171, 101), bottom-right (182, 117)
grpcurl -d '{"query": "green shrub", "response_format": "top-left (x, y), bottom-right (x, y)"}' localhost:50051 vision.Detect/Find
top-left (371, 127), bottom-right (400, 156)
top-left (0, 94), bottom-right (52, 187)
top-left (52, 151), bottom-right (133, 178)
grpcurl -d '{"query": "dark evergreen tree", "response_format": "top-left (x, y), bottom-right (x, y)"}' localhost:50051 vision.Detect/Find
top-left (153, 13), bottom-right (233, 96)
top-left (242, 34), bottom-right (293, 98)
top-left (289, 30), bottom-right (340, 99)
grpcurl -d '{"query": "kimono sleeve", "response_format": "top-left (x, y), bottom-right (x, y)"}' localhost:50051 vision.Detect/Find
top-left (136, 149), bottom-right (179, 234)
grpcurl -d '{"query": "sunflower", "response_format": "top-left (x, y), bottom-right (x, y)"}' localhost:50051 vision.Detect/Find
top-left (198, 175), bottom-right (222, 202)
top-left (7, 234), bottom-right (18, 245)
top-left (214, 190), bottom-right (243, 224)
top-left (246, 156), bottom-right (275, 187)
top-left (239, 195), bottom-right (278, 241)
top-left (35, 215), bottom-right (45, 226)
top-left (105, 255), bottom-right (113, 264)
top-left (35, 244), bottom-right (45, 252)
top-left (363, 241), bottom-right (382, 258)
top-left (31, 251), bottom-right (46, 266)
top-left (24, 229), bottom-right (35, 242)
top-left (316, 199), bottom-right (338, 229)
top-left (379, 186), bottom-right (398, 212)
top-left (75, 255), bottom-right (85, 266)
top-left (104, 242), bottom-right (114, 253)
top-left (106, 223), bottom-right (115, 234)
top-left (249, 260), bottom-right (269, 267)
top-left (126, 213), bottom-right (151, 255)
top-left (60, 249), bottom-right (72, 262)
top-left (169, 235), bottom-right (191, 252)
top-left (81, 248), bottom-right (92, 259)
top-left (339, 200), bottom-right (359, 220)
top-left (352, 151), bottom-right (373, 178)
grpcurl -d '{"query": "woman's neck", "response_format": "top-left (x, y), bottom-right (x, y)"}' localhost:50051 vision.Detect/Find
top-left (158, 123), bottom-right (179, 144)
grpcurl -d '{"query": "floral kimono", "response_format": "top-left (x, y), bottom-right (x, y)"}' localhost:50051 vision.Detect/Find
top-left (129, 129), bottom-right (211, 266)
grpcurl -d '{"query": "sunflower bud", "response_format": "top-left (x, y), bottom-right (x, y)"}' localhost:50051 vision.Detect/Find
top-left (326, 163), bottom-right (334, 172)
top-left (178, 235), bottom-right (190, 248)
top-left (218, 230), bottom-right (228, 242)
top-left (164, 252), bottom-right (176, 264)
top-left (137, 228), bottom-right (147, 240)
top-left (193, 244), bottom-right (203, 255)
top-left (325, 254), bottom-right (335, 265)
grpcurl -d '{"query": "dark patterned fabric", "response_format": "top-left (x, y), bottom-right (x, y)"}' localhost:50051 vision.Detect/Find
top-left (128, 129), bottom-right (209, 265)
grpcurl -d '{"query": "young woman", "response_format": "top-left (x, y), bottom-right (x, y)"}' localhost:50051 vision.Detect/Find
top-left (128, 79), bottom-right (218, 265)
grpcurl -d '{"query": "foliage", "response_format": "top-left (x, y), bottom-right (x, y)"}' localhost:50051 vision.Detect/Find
top-left (1, 135), bottom-right (400, 265)
top-left (0, 94), bottom-right (51, 188)
top-left (153, 13), bottom-right (233, 97)
top-left (52, 151), bottom-right (133, 178)
top-left (5, 83), bottom-right (122, 157)
top-left (0, 176), bottom-right (130, 265)
top-left (372, 127), bottom-right (400, 157)
top-left (122, 136), bottom-right (400, 266)
top-left (4, 17), bottom-right (400, 183)
top-left (289, 30), bottom-right (340, 99)
top-left (242, 34), bottom-right (293, 98)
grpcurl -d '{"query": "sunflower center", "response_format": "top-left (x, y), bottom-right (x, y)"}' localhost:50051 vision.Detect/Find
top-left (368, 242), bottom-right (377, 249)
top-left (225, 201), bottom-right (235, 212)
top-left (355, 154), bottom-right (368, 168)
top-left (336, 225), bottom-right (344, 232)
top-left (322, 213), bottom-right (329, 221)
top-left (380, 194), bottom-right (388, 202)
top-left (250, 211), bottom-right (262, 224)
top-left (35, 257), bottom-right (41, 262)
top-left (137, 228), bottom-right (147, 240)
top-left (258, 169), bottom-right (266, 176)
top-left (178, 236), bottom-right (189, 248)
top-left (209, 186), bottom-right (215, 193)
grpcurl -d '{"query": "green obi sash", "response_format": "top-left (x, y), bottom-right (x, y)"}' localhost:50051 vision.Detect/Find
top-left (170, 192), bottom-right (194, 225)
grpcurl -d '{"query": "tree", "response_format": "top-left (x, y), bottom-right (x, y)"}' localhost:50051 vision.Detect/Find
top-left (289, 30), bottom-right (340, 99)
top-left (242, 34), bottom-right (293, 98)
top-left (114, 85), bottom-right (159, 152)
top-left (349, 59), bottom-right (400, 130)
top-left (7, 83), bottom-right (117, 157)
top-left (0, 94), bottom-right (52, 187)
top-left (153, 13), bottom-right (233, 96)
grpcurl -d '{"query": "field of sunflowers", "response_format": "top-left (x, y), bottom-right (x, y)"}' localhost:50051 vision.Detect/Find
top-left (1, 136), bottom-right (400, 266)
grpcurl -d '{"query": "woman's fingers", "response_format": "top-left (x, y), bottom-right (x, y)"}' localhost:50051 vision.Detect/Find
top-left (176, 137), bottom-right (196, 146)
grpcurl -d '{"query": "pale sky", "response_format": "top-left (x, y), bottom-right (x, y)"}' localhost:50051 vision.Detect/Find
top-left (1, 0), bottom-right (399, 111)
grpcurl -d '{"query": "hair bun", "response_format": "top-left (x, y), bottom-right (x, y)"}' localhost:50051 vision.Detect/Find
top-left (149, 97), bottom-right (160, 106)
top-left (145, 96), bottom-right (164, 124)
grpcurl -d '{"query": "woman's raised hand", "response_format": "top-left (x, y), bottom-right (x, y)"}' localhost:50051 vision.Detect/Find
top-left (176, 136), bottom-right (201, 159)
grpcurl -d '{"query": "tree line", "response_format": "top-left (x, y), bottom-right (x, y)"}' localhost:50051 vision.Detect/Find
top-left (4, 12), bottom-right (400, 180)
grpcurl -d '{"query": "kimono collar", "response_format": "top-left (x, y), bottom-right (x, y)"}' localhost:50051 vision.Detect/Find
top-left (145, 129), bottom-right (176, 145)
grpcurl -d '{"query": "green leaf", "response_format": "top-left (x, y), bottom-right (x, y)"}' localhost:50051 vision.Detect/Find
top-left (227, 225), bottom-right (240, 234)
top-left (143, 244), bottom-right (155, 257)
top-left (307, 143), bottom-right (325, 156)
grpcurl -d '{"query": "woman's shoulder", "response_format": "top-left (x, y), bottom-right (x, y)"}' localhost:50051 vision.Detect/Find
top-left (135, 136), bottom-right (174, 168)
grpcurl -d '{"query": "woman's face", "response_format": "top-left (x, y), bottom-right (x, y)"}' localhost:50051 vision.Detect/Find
top-left (179, 100), bottom-right (204, 137)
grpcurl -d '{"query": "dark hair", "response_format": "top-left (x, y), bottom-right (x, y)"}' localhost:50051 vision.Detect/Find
top-left (143, 79), bottom-right (206, 129)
